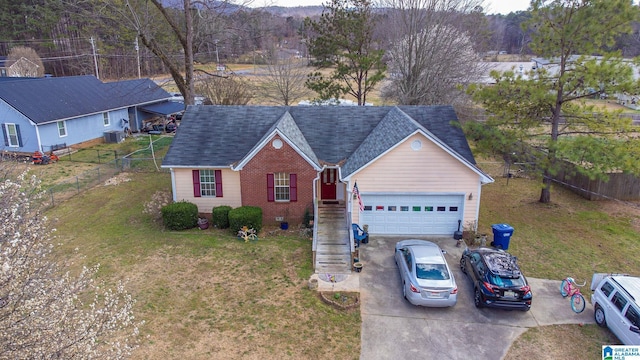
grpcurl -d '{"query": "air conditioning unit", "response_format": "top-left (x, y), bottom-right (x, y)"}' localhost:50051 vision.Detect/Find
top-left (104, 131), bottom-right (125, 143)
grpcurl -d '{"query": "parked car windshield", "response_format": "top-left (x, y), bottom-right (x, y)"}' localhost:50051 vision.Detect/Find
top-left (416, 264), bottom-right (450, 280)
top-left (489, 273), bottom-right (525, 287)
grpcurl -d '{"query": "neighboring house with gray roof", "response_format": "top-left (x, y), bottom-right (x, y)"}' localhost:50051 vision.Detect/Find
top-left (0, 75), bottom-right (183, 154)
top-left (5, 57), bottom-right (40, 77)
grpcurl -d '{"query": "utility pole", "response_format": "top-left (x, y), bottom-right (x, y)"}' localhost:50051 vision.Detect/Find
top-left (90, 36), bottom-right (99, 79)
top-left (215, 39), bottom-right (220, 64)
top-left (135, 37), bottom-right (141, 79)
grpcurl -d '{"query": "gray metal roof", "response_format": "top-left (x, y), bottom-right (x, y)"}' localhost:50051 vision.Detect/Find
top-left (139, 101), bottom-right (185, 116)
top-left (0, 75), bottom-right (172, 124)
top-left (162, 105), bottom-right (478, 177)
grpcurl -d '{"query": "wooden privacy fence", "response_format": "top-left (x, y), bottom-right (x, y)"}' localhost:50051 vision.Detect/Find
top-left (552, 162), bottom-right (640, 201)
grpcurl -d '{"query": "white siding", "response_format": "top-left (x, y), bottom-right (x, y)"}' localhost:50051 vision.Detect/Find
top-left (351, 133), bottom-right (480, 230)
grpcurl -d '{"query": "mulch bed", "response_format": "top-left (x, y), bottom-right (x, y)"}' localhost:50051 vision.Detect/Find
top-left (318, 291), bottom-right (360, 310)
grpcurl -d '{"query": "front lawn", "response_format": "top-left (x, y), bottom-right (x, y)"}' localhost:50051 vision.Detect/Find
top-left (49, 172), bottom-right (360, 360)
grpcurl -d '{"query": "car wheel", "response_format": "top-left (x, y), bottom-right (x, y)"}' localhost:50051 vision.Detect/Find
top-left (474, 287), bottom-right (483, 308)
top-left (460, 257), bottom-right (467, 274)
top-left (594, 304), bottom-right (607, 327)
top-left (402, 282), bottom-right (408, 300)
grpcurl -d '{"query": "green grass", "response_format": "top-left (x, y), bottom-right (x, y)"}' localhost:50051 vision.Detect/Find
top-left (505, 323), bottom-right (618, 360)
top-left (126, 136), bottom-right (174, 159)
top-left (477, 172), bottom-right (640, 286)
top-left (25, 135), bottom-right (173, 190)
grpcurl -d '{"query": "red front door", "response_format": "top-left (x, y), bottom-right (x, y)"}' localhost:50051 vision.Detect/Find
top-left (320, 168), bottom-right (337, 200)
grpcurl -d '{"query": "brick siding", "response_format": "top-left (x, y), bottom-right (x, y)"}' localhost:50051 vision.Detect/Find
top-left (240, 135), bottom-right (316, 226)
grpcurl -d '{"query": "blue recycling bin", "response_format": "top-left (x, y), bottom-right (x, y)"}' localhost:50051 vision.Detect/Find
top-left (491, 223), bottom-right (514, 250)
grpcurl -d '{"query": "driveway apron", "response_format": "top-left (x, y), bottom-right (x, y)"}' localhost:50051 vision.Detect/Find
top-left (358, 236), bottom-right (594, 360)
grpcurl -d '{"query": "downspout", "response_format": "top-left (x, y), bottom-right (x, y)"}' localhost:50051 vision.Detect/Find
top-left (311, 169), bottom-right (322, 254)
top-left (474, 181), bottom-right (482, 233)
top-left (35, 123), bottom-right (43, 152)
top-left (170, 168), bottom-right (177, 202)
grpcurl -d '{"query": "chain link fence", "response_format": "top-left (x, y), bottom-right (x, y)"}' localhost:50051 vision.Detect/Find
top-left (40, 136), bottom-right (171, 209)
top-left (41, 158), bottom-right (168, 209)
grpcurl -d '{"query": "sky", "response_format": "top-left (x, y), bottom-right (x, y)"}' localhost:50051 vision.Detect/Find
top-left (257, 0), bottom-right (531, 15)
top-left (484, 0), bottom-right (531, 14)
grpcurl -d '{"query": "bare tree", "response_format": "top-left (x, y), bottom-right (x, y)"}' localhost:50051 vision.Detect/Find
top-left (6, 46), bottom-right (45, 77)
top-left (487, 15), bottom-right (507, 56)
top-left (0, 166), bottom-right (139, 358)
top-left (378, 0), bottom-right (488, 105)
top-left (196, 74), bottom-right (254, 105)
top-left (258, 49), bottom-right (311, 105)
top-left (100, 0), bottom-right (251, 105)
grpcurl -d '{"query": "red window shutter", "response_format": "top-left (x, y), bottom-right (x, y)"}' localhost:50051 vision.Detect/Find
top-left (192, 170), bottom-right (201, 197)
top-left (267, 174), bottom-right (274, 202)
top-left (290, 174), bottom-right (297, 202)
top-left (215, 170), bottom-right (223, 197)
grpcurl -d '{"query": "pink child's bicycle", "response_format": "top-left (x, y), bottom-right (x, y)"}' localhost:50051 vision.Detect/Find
top-left (560, 277), bottom-right (586, 313)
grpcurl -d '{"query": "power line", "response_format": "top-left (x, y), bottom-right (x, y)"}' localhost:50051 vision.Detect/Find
top-left (0, 37), bottom-right (94, 44)
top-left (39, 54), bottom-right (92, 61)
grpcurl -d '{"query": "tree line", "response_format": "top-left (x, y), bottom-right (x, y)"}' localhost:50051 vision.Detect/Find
top-left (2, 0), bottom-right (639, 81)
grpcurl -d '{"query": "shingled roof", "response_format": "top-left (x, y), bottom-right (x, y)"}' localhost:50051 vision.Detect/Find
top-left (162, 105), bottom-right (479, 178)
top-left (0, 75), bottom-right (171, 124)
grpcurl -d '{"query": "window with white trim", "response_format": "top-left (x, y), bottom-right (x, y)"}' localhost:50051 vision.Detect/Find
top-left (103, 112), bottom-right (110, 126)
top-left (5, 124), bottom-right (19, 147)
top-left (274, 172), bottom-right (290, 201)
top-left (199, 169), bottom-right (216, 197)
top-left (57, 121), bottom-right (67, 137)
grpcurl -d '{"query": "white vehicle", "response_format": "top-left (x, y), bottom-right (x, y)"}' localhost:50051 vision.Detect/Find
top-left (591, 273), bottom-right (640, 345)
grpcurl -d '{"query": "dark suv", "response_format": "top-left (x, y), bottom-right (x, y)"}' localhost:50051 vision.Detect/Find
top-left (460, 247), bottom-right (532, 311)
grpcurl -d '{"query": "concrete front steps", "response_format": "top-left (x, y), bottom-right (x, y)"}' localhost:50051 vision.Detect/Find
top-left (315, 204), bottom-right (352, 273)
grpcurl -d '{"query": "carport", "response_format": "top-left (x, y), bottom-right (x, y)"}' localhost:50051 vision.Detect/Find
top-left (139, 101), bottom-right (185, 117)
top-left (138, 101), bottom-right (185, 133)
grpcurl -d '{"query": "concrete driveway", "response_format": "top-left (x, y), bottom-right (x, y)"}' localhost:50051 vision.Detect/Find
top-left (358, 236), bottom-right (594, 360)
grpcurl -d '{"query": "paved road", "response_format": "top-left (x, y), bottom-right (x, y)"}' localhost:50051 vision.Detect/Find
top-left (358, 236), bottom-right (594, 360)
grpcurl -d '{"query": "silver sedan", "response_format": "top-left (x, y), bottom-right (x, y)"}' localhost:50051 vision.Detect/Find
top-left (394, 239), bottom-right (458, 307)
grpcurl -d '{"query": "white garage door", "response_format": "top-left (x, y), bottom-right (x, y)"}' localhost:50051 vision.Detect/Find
top-left (360, 194), bottom-right (464, 235)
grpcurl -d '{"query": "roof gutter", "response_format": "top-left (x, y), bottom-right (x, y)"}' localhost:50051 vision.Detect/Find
top-left (34, 99), bottom-right (174, 125)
